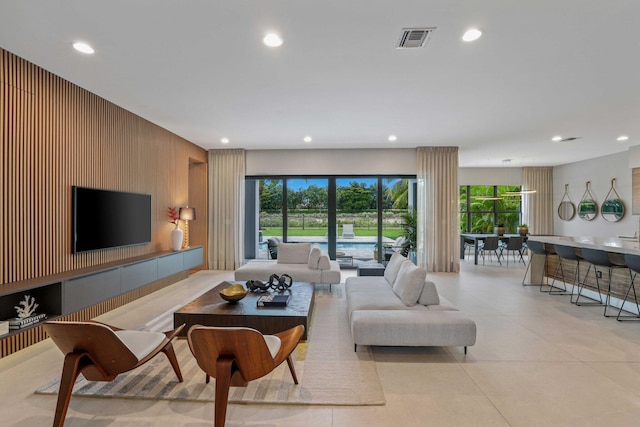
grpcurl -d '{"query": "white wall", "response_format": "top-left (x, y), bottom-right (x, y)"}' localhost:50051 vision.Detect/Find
top-left (459, 167), bottom-right (522, 185)
top-left (246, 148), bottom-right (417, 176)
top-left (553, 151), bottom-right (636, 237)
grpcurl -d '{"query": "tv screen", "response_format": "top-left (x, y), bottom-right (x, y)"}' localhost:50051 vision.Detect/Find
top-left (72, 186), bottom-right (152, 253)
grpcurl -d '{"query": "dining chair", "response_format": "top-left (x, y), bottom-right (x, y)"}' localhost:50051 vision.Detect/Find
top-left (44, 320), bottom-right (185, 427)
top-left (478, 236), bottom-right (501, 265)
top-left (187, 324), bottom-right (305, 427)
top-left (499, 236), bottom-right (526, 266)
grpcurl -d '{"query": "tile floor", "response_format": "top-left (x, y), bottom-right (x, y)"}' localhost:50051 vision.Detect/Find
top-left (3, 259), bottom-right (640, 426)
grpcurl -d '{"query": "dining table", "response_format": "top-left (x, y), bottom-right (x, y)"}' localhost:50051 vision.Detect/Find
top-left (460, 233), bottom-right (525, 265)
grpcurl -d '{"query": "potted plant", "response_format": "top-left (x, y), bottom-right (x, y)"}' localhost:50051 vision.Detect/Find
top-left (494, 223), bottom-right (505, 236)
top-left (401, 210), bottom-right (417, 263)
top-left (517, 224), bottom-right (529, 236)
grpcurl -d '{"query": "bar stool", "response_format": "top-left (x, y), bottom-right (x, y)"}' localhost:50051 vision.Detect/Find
top-left (549, 244), bottom-right (579, 296)
top-left (617, 253), bottom-right (640, 321)
top-left (578, 248), bottom-right (626, 316)
top-left (522, 240), bottom-right (551, 290)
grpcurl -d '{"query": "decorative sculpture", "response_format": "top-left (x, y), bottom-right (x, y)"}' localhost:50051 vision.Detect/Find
top-left (269, 273), bottom-right (293, 292)
top-left (15, 295), bottom-right (39, 318)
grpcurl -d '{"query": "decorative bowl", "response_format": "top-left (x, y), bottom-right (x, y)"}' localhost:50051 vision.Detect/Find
top-left (219, 283), bottom-right (247, 303)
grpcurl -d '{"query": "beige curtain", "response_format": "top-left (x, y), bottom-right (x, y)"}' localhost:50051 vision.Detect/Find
top-left (208, 149), bottom-right (245, 270)
top-left (416, 147), bottom-right (459, 273)
top-left (522, 167), bottom-right (553, 236)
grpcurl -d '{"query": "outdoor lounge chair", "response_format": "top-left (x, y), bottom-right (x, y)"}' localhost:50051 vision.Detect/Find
top-left (342, 224), bottom-right (355, 238)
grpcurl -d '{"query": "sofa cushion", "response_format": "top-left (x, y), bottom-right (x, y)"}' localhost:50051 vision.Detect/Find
top-left (392, 261), bottom-right (426, 306)
top-left (308, 246), bottom-right (321, 269)
top-left (278, 243), bottom-right (311, 264)
top-left (317, 254), bottom-right (331, 270)
top-left (418, 280), bottom-right (440, 306)
top-left (384, 253), bottom-right (407, 285)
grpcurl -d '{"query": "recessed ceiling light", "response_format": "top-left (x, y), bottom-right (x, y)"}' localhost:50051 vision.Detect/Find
top-left (388, 135), bottom-right (398, 142)
top-left (551, 136), bottom-right (563, 142)
top-left (617, 135), bottom-right (629, 141)
top-left (462, 28), bottom-right (482, 42)
top-left (263, 33), bottom-right (283, 47)
top-left (72, 42), bottom-right (94, 54)
top-left (303, 136), bottom-right (312, 143)
top-left (221, 138), bottom-right (230, 144)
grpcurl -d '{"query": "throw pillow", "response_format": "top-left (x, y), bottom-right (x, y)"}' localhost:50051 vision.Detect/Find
top-left (392, 261), bottom-right (426, 306)
top-left (384, 252), bottom-right (407, 285)
top-left (418, 279), bottom-right (440, 306)
top-left (308, 246), bottom-right (321, 269)
top-left (277, 243), bottom-right (311, 264)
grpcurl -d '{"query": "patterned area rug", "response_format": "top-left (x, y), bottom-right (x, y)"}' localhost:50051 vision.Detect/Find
top-left (36, 289), bottom-right (385, 406)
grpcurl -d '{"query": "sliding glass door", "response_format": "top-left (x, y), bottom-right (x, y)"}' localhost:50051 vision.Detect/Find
top-left (247, 176), bottom-right (416, 265)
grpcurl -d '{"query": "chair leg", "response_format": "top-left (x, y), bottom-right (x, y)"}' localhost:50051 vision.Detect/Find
top-left (574, 264), bottom-right (603, 306)
top-left (214, 357), bottom-right (235, 427)
top-left (604, 268), bottom-right (616, 317)
top-left (549, 258), bottom-right (570, 295)
top-left (286, 355), bottom-right (299, 384)
top-left (617, 271), bottom-right (640, 321)
top-left (161, 341), bottom-right (184, 382)
top-left (53, 353), bottom-right (89, 427)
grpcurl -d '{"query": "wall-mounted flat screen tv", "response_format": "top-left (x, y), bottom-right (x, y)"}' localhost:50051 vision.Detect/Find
top-left (72, 186), bottom-right (152, 253)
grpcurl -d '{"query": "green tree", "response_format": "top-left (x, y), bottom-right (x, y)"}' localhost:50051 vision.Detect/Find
top-left (260, 180), bottom-right (282, 212)
top-left (338, 182), bottom-right (374, 212)
top-left (385, 179), bottom-right (409, 209)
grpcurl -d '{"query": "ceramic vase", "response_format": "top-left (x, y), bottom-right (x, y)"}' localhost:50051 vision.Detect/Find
top-left (171, 223), bottom-right (183, 251)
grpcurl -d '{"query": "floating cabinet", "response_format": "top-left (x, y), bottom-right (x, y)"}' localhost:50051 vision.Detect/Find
top-left (64, 268), bottom-right (121, 314)
top-left (121, 259), bottom-right (158, 293)
top-left (157, 252), bottom-right (184, 279)
top-left (0, 247), bottom-right (203, 343)
top-left (184, 247), bottom-right (204, 270)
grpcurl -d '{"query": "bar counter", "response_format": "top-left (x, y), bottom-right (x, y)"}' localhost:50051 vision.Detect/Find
top-left (526, 235), bottom-right (640, 308)
top-left (527, 235), bottom-right (640, 256)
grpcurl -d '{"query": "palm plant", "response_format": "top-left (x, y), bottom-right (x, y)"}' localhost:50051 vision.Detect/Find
top-left (400, 209), bottom-right (417, 256)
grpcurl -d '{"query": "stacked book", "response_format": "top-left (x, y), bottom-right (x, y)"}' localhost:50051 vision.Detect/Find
top-left (257, 294), bottom-right (290, 307)
top-left (8, 313), bottom-right (47, 330)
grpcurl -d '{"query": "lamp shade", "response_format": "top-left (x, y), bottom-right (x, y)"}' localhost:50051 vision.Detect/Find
top-left (179, 207), bottom-right (196, 221)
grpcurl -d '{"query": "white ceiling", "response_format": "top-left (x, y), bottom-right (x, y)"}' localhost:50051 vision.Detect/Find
top-left (1, 0), bottom-right (638, 167)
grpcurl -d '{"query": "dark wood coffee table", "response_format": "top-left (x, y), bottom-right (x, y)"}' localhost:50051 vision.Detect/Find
top-left (174, 281), bottom-right (314, 340)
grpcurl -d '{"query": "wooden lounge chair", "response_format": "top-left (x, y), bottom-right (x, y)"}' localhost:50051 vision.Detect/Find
top-left (44, 320), bottom-right (185, 427)
top-left (187, 324), bottom-right (304, 427)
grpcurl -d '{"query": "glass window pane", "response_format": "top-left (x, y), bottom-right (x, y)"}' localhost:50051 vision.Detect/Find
top-left (258, 179), bottom-right (283, 259)
top-left (337, 177), bottom-right (378, 263)
top-left (286, 178), bottom-right (328, 246)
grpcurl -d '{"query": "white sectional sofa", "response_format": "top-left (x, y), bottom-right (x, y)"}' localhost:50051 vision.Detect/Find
top-left (345, 253), bottom-right (477, 352)
top-left (235, 242), bottom-right (341, 290)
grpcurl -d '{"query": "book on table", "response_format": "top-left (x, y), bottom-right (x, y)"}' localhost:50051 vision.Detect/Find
top-left (257, 294), bottom-right (290, 307)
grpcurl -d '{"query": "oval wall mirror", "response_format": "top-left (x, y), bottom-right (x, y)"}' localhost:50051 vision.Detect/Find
top-left (601, 178), bottom-right (625, 222)
top-left (578, 181), bottom-right (598, 221)
top-left (558, 184), bottom-right (576, 221)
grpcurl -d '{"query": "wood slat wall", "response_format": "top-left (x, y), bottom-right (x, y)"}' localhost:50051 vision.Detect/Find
top-left (1, 48), bottom-right (208, 328)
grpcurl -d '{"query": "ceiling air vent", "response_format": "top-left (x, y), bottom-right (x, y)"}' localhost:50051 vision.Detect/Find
top-left (396, 27), bottom-right (435, 49)
top-left (558, 137), bottom-right (582, 142)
